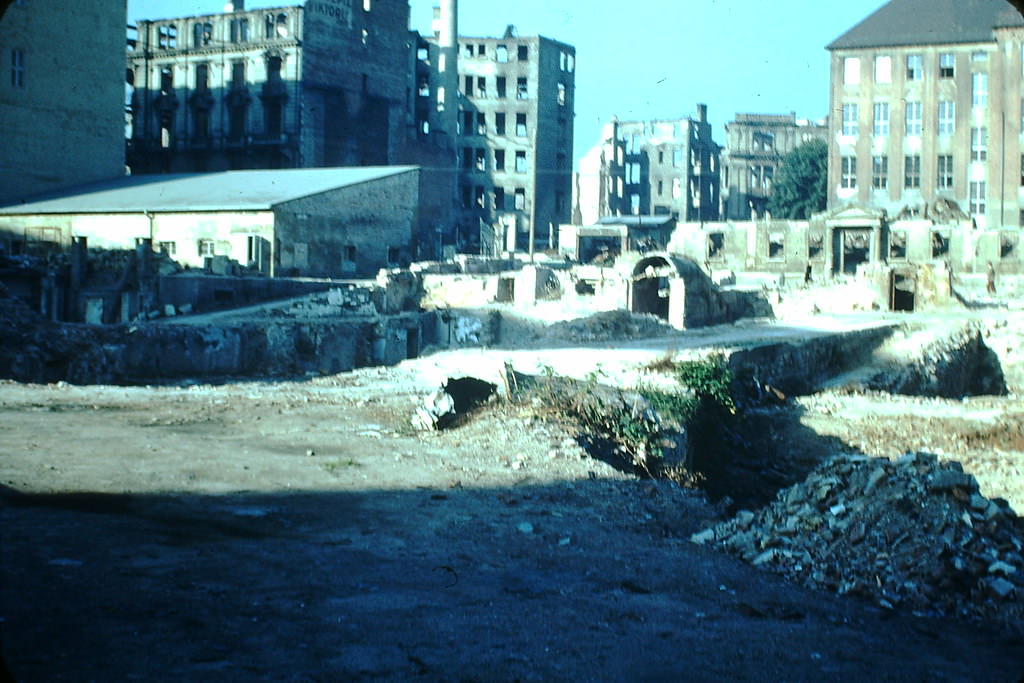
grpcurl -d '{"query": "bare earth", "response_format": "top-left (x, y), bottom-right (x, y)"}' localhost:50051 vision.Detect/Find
top-left (2, 342), bottom-right (1024, 681)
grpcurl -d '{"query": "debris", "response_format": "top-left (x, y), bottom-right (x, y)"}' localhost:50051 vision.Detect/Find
top-left (412, 377), bottom-right (497, 431)
top-left (700, 452), bottom-right (1024, 622)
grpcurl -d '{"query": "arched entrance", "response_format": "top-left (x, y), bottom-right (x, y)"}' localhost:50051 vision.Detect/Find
top-left (631, 256), bottom-right (675, 321)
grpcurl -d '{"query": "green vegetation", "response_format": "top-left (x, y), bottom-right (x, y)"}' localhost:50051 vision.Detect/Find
top-left (766, 139), bottom-right (828, 220)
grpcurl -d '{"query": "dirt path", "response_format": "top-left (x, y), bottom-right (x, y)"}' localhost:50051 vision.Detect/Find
top-left (2, 367), bottom-right (1023, 681)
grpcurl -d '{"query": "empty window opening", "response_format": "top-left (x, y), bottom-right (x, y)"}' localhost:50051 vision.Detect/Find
top-left (515, 150), bottom-right (526, 172)
top-left (514, 188), bottom-right (526, 210)
top-left (891, 273), bottom-right (915, 312)
top-left (495, 112), bottom-right (506, 135)
top-left (275, 14), bottom-right (288, 38)
top-left (461, 110), bottom-right (473, 134)
top-left (517, 77), bottom-right (528, 99)
top-left (889, 230), bottom-right (907, 259)
top-left (230, 18), bottom-right (249, 43)
top-left (768, 232), bottom-right (785, 260)
top-left (476, 112), bottom-right (486, 135)
top-left (476, 76), bottom-right (486, 98)
top-left (11, 48), bottom-right (24, 88)
top-left (808, 232), bottom-right (824, 260)
top-left (516, 113), bottom-right (527, 136)
top-left (496, 76), bottom-right (506, 98)
top-left (475, 148), bottom-right (486, 171)
top-left (931, 231), bottom-right (950, 258)
top-left (158, 24), bottom-right (177, 49)
top-left (836, 229), bottom-right (870, 275)
top-left (496, 45), bottom-right (508, 62)
top-left (493, 187), bottom-right (505, 210)
top-left (1001, 232), bottom-right (1018, 260)
top-left (518, 45), bottom-right (528, 61)
top-left (474, 185), bottom-right (485, 209)
top-left (417, 46), bottom-right (428, 61)
top-left (494, 149), bottom-right (505, 171)
top-left (707, 232), bottom-right (724, 260)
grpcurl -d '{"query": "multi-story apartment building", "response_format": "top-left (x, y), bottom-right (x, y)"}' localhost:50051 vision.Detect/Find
top-left (0, 0), bottom-right (126, 206)
top-left (419, 26), bottom-right (575, 252)
top-left (721, 113), bottom-right (828, 220)
top-left (827, 0), bottom-right (1024, 229)
top-left (575, 106), bottom-right (721, 226)
top-left (126, 0), bottom-right (411, 173)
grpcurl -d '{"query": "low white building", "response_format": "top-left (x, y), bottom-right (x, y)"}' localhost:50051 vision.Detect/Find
top-left (0, 166), bottom-right (421, 277)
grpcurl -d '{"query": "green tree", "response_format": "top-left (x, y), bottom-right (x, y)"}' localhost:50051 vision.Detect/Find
top-left (766, 139), bottom-right (828, 220)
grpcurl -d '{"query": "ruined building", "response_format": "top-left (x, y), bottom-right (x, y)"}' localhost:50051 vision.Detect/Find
top-left (417, 23), bottom-right (576, 253)
top-left (575, 107), bottom-right (722, 227)
top-left (827, 0), bottom-right (1024, 230)
top-left (125, 0), bottom-right (411, 173)
top-left (0, 0), bottom-right (126, 206)
top-left (720, 113), bottom-right (828, 220)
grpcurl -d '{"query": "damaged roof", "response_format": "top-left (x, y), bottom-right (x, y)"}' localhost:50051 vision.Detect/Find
top-left (0, 166), bottom-right (417, 214)
top-left (827, 0), bottom-right (1024, 50)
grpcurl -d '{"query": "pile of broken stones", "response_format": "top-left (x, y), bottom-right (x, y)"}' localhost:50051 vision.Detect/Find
top-left (692, 452), bottom-right (1024, 625)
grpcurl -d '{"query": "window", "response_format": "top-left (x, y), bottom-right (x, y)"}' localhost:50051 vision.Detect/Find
top-left (843, 57), bottom-right (860, 85)
top-left (560, 51), bottom-right (575, 72)
top-left (906, 54), bottom-right (922, 80)
top-left (515, 113), bottom-right (527, 136)
top-left (931, 231), bottom-right (950, 258)
top-left (476, 112), bottom-right (486, 136)
top-left (672, 149), bottom-right (682, 168)
top-left (158, 241), bottom-right (176, 255)
top-left (198, 239), bottom-right (215, 257)
top-left (904, 155), bottom-right (921, 188)
top-left (363, 0), bottom-right (371, 10)
top-left (476, 77), bottom-right (486, 98)
top-left (514, 188), bottom-right (526, 210)
top-left (874, 55), bottom-right (891, 84)
top-left (193, 22), bottom-right (212, 47)
top-left (768, 232), bottom-right (785, 260)
top-left (938, 100), bottom-right (955, 135)
top-left (516, 77), bottom-right (528, 100)
top-left (937, 155), bottom-right (954, 189)
top-left (557, 83), bottom-right (566, 106)
top-left (969, 181), bottom-right (986, 217)
top-left (972, 72), bottom-right (989, 108)
top-left (417, 46), bottom-right (428, 61)
top-left (463, 75), bottom-right (473, 95)
top-left (275, 14), bottom-right (288, 38)
top-left (841, 103), bottom-right (858, 136)
top-left (230, 18), bottom-right (249, 43)
top-left (873, 102), bottom-right (889, 137)
top-left (841, 156), bottom-right (857, 189)
top-left (872, 156), bottom-right (888, 189)
top-left (496, 45), bottom-right (508, 62)
top-left (518, 45), bottom-right (528, 61)
top-left (462, 43), bottom-right (474, 58)
top-left (265, 14), bottom-right (275, 39)
top-left (494, 149), bottom-right (505, 170)
top-left (495, 112), bottom-right (506, 135)
top-left (474, 185), bottom-right (485, 208)
top-left (461, 147), bottom-right (472, 169)
top-left (971, 127), bottom-right (988, 161)
top-left (889, 231), bottom-right (907, 259)
top-left (231, 61), bottom-right (245, 88)
top-left (158, 24), bottom-right (177, 49)
top-left (496, 76), bottom-right (506, 98)
top-left (475, 148), bottom-right (486, 171)
top-left (10, 48), bottom-right (24, 88)
top-left (905, 101), bottom-right (922, 136)
top-left (460, 110), bottom-right (473, 135)
top-left (493, 187), bottom-right (505, 211)
top-left (1020, 154), bottom-right (1024, 186)
top-left (972, 50), bottom-right (988, 62)
top-left (626, 162), bottom-right (641, 184)
top-left (939, 53), bottom-right (955, 78)
top-left (515, 150), bottom-right (526, 172)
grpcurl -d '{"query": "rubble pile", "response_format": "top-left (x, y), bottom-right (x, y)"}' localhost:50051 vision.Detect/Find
top-left (543, 310), bottom-right (675, 343)
top-left (693, 452), bottom-right (1024, 623)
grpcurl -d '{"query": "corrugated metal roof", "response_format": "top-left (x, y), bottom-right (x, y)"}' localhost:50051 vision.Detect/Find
top-left (0, 166), bottom-right (417, 215)
top-left (827, 0), bottom-right (1024, 50)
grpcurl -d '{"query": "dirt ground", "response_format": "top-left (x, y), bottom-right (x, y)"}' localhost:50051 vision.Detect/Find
top-left (2, 332), bottom-right (1024, 683)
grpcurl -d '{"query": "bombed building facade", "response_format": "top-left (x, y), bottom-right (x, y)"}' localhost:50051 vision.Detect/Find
top-left (125, 1), bottom-right (412, 174)
top-left (414, 25), bottom-right (576, 253)
top-left (574, 107), bottom-right (722, 227)
top-left (720, 113), bottom-right (829, 220)
top-left (0, 0), bottom-right (126, 206)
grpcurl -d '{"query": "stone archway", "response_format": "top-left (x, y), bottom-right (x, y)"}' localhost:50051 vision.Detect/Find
top-left (630, 255), bottom-right (676, 322)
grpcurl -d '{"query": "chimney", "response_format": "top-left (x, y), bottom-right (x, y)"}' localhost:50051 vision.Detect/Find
top-left (224, 0), bottom-right (244, 12)
top-left (696, 103), bottom-right (708, 123)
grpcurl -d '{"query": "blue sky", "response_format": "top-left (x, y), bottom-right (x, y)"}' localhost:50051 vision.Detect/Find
top-left (127, 0), bottom-right (889, 165)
